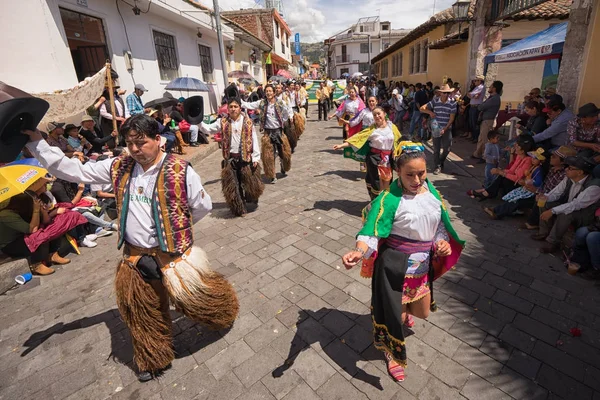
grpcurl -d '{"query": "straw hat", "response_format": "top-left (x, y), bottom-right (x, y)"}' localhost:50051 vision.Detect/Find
top-left (527, 148), bottom-right (546, 161)
top-left (439, 84), bottom-right (454, 93)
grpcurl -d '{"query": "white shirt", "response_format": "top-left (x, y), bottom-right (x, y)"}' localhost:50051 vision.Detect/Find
top-left (366, 122), bottom-right (395, 151)
top-left (91, 182), bottom-right (113, 194)
top-left (357, 188), bottom-right (442, 257)
top-left (546, 176), bottom-right (600, 215)
top-left (26, 140), bottom-right (212, 248)
top-left (100, 99), bottom-right (130, 120)
top-left (242, 99), bottom-right (290, 128)
top-left (469, 84), bottom-right (485, 105)
top-left (336, 98), bottom-right (361, 118)
top-left (200, 116), bottom-right (261, 163)
top-left (350, 108), bottom-right (374, 128)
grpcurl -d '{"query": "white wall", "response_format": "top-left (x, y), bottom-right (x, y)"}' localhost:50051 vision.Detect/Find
top-left (0, 0), bottom-right (232, 114)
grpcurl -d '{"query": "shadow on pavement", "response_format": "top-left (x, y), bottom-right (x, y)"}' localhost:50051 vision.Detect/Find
top-left (21, 309), bottom-right (223, 374)
top-left (308, 199), bottom-right (366, 216)
top-left (272, 308), bottom-right (385, 391)
top-left (315, 170), bottom-right (364, 181)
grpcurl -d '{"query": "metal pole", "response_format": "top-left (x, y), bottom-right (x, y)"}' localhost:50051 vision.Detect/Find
top-left (367, 34), bottom-right (371, 75)
top-left (212, 0), bottom-right (229, 91)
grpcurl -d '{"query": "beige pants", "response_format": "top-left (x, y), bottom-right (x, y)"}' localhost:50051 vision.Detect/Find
top-left (474, 119), bottom-right (495, 158)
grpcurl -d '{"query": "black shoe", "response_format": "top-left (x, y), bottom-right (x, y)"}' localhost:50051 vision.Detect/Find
top-left (477, 159), bottom-right (486, 164)
top-left (280, 163), bottom-right (287, 177)
top-left (189, 142), bottom-right (200, 147)
top-left (137, 363), bottom-right (172, 382)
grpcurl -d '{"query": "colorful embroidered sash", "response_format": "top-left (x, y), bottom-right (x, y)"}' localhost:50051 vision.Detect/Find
top-left (221, 116), bottom-right (254, 162)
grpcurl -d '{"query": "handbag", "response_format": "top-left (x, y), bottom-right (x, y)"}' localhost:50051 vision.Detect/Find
top-left (179, 120), bottom-right (191, 133)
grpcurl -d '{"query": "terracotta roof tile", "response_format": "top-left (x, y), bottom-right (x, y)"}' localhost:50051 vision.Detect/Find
top-left (508, 0), bottom-right (572, 20)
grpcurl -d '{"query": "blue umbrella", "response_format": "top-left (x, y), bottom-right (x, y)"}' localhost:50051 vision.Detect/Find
top-left (165, 77), bottom-right (210, 92)
top-left (8, 158), bottom-right (44, 168)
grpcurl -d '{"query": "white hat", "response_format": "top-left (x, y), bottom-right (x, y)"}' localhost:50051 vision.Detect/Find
top-left (392, 89), bottom-right (399, 95)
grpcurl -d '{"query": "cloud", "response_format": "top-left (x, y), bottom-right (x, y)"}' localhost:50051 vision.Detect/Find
top-left (281, 0), bottom-right (327, 42)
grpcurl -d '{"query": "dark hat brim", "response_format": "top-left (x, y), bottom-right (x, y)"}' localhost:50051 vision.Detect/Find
top-left (225, 84), bottom-right (239, 102)
top-left (564, 156), bottom-right (596, 173)
top-left (183, 96), bottom-right (204, 125)
top-left (0, 97), bottom-right (49, 163)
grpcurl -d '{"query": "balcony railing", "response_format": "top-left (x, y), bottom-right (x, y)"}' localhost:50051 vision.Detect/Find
top-left (336, 54), bottom-right (350, 63)
top-left (490, 0), bottom-right (548, 21)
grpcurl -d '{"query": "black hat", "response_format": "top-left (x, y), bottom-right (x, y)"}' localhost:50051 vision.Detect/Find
top-left (577, 103), bottom-right (600, 118)
top-left (183, 96), bottom-right (204, 125)
top-left (0, 82), bottom-right (50, 163)
top-left (564, 155), bottom-right (596, 174)
top-left (248, 92), bottom-right (260, 102)
top-left (224, 84), bottom-right (239, 102)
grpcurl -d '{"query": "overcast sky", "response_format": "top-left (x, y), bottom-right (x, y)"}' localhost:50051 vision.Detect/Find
top-left (215, 0), bottom-right (457, 42)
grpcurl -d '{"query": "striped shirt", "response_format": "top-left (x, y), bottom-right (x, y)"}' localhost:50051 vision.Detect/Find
top-left (427, 98), bottom-right (457, 132)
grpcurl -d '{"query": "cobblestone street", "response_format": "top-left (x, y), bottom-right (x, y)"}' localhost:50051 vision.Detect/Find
top-left (1, 115), bottom-right (600, 400)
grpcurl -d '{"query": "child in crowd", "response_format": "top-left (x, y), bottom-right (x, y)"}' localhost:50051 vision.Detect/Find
top-left (65, 124), bottom-right (91, 154)
top-left (484, 131), bottom-right (501, 187)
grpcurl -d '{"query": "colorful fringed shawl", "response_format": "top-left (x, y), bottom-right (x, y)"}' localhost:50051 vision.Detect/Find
top-left (111, 154), bottom-right (193, 255)
top-left (337, 97), bottom-right (366, 138)
top-left (343, 122), bottom-right (402, 163)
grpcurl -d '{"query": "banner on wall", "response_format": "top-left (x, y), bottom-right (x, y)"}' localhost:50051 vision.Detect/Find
top-left (304, 80), bottom-right (347, 104)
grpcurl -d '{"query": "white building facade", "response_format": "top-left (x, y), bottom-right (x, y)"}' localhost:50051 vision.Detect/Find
top-left (325, 17), bottom-right (409, 78)
top-left (0, 0), bottom-right (234, 114)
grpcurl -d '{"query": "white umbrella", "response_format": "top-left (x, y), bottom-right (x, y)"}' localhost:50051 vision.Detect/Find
top-left (352, 72), bottom-right (363, 78)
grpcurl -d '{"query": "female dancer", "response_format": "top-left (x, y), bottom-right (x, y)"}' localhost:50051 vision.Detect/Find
top-left (333, 106), bottom-right (401, 199)
top-left (341, 142), bottom-right (464, 382)
top-left (328, 87), bottom-right (365, 139)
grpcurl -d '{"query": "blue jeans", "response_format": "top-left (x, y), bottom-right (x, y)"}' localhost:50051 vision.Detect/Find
top-left (81, 211), bottom-right (113, 229)
top-left (469, 107), bottom-right (480, 141)
top-left (188, 125), bottom-right (199, 143)
top-left (161, 132), bottom-right (176, 152)
top-left (394, 109), bottom-right (406, 126)
top-left (409, 110), bottom-right (422, 139)
top-left (573, 227), bottom-right (600, 270)
top-left (484, 163), bottom-right (497, 187)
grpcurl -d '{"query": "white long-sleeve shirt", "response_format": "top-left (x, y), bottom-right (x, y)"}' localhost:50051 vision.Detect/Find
top-left (242, 99), bottom-right (290, 128)
top-left (200, 116), bottom-right (261, 163)
top-left (26, 140), bottom-right (212, 248)
top-left (99, 99), bottom-right (130, 120)
top-left (546, 176), bottom-right (600, 215)
top-left (349, 108), bottom-right (375, 128)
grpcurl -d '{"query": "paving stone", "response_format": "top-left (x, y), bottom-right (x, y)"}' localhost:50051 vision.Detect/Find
top-left (205, 339), bottom-right (255, 380)
top-left (323, 269), bottom-right (356, 290)
top-left (223, 312), bottom-right (263, 344)
top-left (448, 321), bottom-right (487, 348)
top-left (426, 308), bottom-right (458, 331)
top-left (343, 281), bottom-right (371, 304)
top-left (320, 339), bottom-right (364, 379)
top-left (253, 295), bottom-right (293, 323)
top-left (503, 269), bottom-right (534, 287)
top-left (515, 286), bottom-right (552, 308)
top-left (482, 274), bottom-right (519, 295)
top-left (245, 318), bottom-right (288, 352)
top-left (407, 337), bottom-right (440, 370)
top-left (558, 334), bottom-right (600, 370)
top-left (530, 279), bottom-right (567, 300)
top-left (350, 362), bottom-right (401, 400)
top-left (441, 297), bottom-right (476, 320)
top-left (316, 372), bottom-right (369, 399)
top-left (585, 366), bottom-right (600, 393)
top-left (302, 273), bottom-right (335, 297)
top-left (488, 367), bottom-right (548, 400)
top-left (272, 246), bottom-right (301, 263)
top-left (549, 298), bottom-right (596, 327)
top-left (305, 245), bottom-right (339, 265)
top-left (281, 382), bottom-right (320, 400)
top-left (408, 316), bottom-right (434, 339)
top-left (439, 281), bottom-right (479, 305)
top-left (492, 290), bottom-right (534, 315)
top-left (506, 350), bottom-right (542, 380)
top-left (238, 291), bottom-right (269, 316)
top-left (267, 260), bottom-right (300, 280)
top-left (49, 362), bottom-right (98, 399)
top-left (249, 257), bottom-right (281, 275)
top-left (244, 381), bottom-right (278, 400)
top-left (303, 258), bottom-right (335, 277)
top-left (421, 325), bottom-right (463, 358)
top-left (294, 316), bottom-right (336, 352)
top-left (427, 354), bottom-right (471, 390)
top-left (234, 347), bottom-right (285, 388)
top-left (296, 293), bottom-right (331, 321)
top-left (460, 275), bottom-right (497, 298)
top-left (512, 314), bottom-right (560, 345)
top-left (416, 376), bottom-right (465, 400)
top-left (281, 284), bottom-right (311, 304)
top-left (261, 277), bottom-right (297, 299)
top-left (285, 267), bottom-right (313, 284)
top-left (271, 330), bottom-right (309, 361)
top-left (480, 260), bottom-right (508, 277)
top-left (531, 340), bottom-right (585, 381)
top-left (321, 310), bottom-right (355, 337)
top-left (473, 297), bottom-right (516, 323)
top-left (400, 360), bottom-right (433, 396)
top-left (341, 325), bottom-right (372, 353)
top-left (321, 287), bottom-right (351, 308)
top-left (498, 324), bottom-right (536, 354)
top-left (536, 363), bottom-right (593, 399)
top-left (290, 347), bottom-right (337, 390)
top-left (479, 335), bottom-right (514, 363)
top-left (452, 342), bottom-right (503, 380)
top-left (460, 374), bottom-right (512, 400)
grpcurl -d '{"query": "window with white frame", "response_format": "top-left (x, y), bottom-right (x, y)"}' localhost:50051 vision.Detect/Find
top-left (153, 30), bottom-right (178, 81)
top-left (275, 21), bottom-right (280, 38)
top-left (360, 43), bottom-right (369, 54)
top-left (198, 44), bottom-right (213, 82)
top-left (421, 39), bottom-right (428, 73)
top-left (414, 42), bottom-right (421, 73)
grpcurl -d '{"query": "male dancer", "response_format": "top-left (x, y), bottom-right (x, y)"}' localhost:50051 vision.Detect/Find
top-left (23, 115), bottom-right (238, 382)
top-left (200, 97), bottom-right (264, 216)
top-left (243, 85), bottom-right (292, 184)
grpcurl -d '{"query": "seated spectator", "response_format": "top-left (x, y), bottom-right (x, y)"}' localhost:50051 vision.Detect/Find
top-left (80, 115), bottom-right (117, 154)
top-left (484, 148), bottom-right (546, 219)
top-left (468, 135), bottom-right (535, 200)
top-left (523, 146), bottom-right (577, 229)
top-left (46, 121), bottom-right (80, 158)
top-left (170, 101), bottom-right (207, 147)
top-left (519, 101), bottom-right (548, 135)
top-left (148, 108), bottom-right (177, 153)
top-left (533, 99), bottom-right (574, 150)
top-left (566, 103), bottom-right (600, 160)
top-left (531, 155), bottom-right (600, 253)
top-left (525, 88), bottom-right (544, 104)
top-left (49, 178), bottom-right (117, 237)
top-left (570, 208), bottom-right (600, 280)
top-left (0, 190), bottom-right (72, 275)
top-left (65, 123), bottom-right (91, 154)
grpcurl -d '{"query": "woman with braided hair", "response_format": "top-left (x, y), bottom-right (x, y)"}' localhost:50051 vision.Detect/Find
top-left (341, 142), bottom-right (465, 382)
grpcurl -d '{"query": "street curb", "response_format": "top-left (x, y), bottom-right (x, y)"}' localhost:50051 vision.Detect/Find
top-left (0, 258), bottom-right (30, 295)
top-left (182, 141), bottom-right (220, 166)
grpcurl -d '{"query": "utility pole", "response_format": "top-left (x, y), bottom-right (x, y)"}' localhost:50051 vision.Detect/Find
top-left (213, 0), bottom-right (229, 91)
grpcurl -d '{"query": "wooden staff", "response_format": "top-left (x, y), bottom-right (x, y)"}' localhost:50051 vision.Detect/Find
top-left (105, 62), bottom-right (118, 132)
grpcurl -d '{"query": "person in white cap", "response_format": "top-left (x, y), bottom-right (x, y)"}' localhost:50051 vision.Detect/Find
top-left (127, 83), bottom-right (149, 116)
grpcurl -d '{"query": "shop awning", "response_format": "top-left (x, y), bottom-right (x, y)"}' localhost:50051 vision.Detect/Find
top-left (484, 22), bottom-right (567, 67)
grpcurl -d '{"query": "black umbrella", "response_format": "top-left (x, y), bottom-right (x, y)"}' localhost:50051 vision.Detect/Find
top-left (144, 97), bottom-right (178, 108)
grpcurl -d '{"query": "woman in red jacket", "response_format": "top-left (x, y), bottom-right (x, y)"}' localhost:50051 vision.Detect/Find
top-left (468, 135), bottom-right (535, 200)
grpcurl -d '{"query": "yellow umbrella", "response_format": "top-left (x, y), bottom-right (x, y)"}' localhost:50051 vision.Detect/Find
top-left (0, 164), bottom-right (49, 203)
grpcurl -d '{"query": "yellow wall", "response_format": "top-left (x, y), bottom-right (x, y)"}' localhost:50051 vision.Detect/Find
top-left (577, 2), bottom-right (600, 108)
top-left (375, 25), bottom-right (470, 87)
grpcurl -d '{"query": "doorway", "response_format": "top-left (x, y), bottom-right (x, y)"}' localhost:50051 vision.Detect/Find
top-left (59, 8), bottom-right (109, 81)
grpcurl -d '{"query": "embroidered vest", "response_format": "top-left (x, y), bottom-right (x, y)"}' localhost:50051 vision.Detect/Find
top-left (111, 154), bottom-right (193, 255)
top-left (259, 99), bottom-right (285, 130)
top-left (221, 116), bottom-right (254, 162)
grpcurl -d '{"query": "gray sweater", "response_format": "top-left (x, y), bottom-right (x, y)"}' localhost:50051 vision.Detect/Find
top-left (478, 93), bottom-right (501, 121)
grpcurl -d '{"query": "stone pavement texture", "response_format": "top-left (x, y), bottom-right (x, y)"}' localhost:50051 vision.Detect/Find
top-left (1, 112), bottom-right (600, 400)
